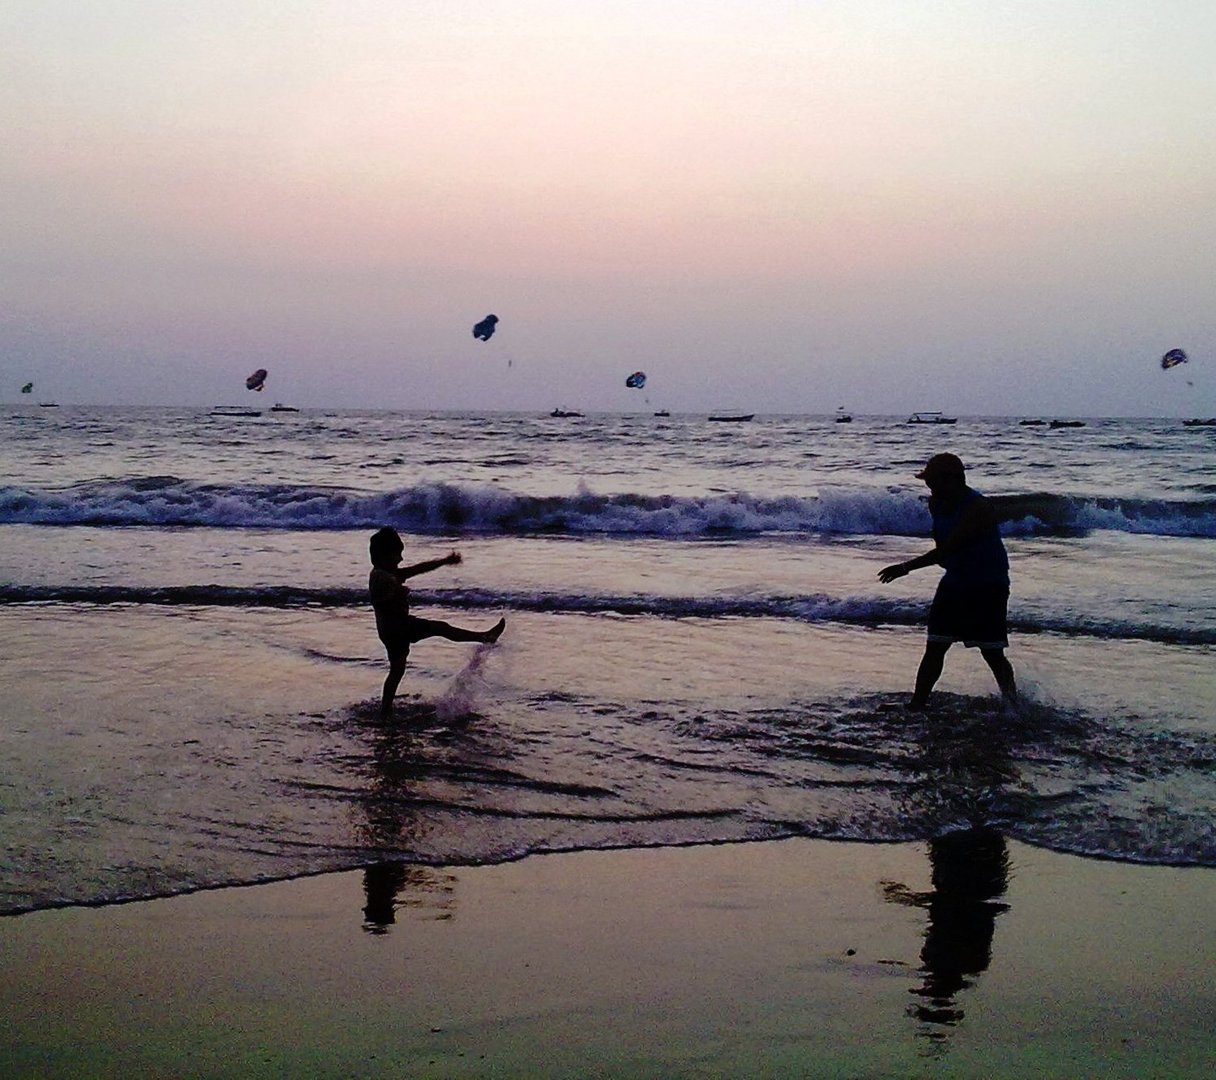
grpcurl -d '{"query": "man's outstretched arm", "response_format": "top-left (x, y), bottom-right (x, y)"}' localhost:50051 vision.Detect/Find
top-left (878, 549), bottom-right (939, 583)
top-left (878, 500), bottom-right (997, 583)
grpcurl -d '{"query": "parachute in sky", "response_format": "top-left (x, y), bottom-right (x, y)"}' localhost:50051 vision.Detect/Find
top-left (1161, 348), bottom-right (1188, 370)
top-left (246, 368), bottom-right (268, 392)
top-left (21, 382), bottom-right (33, 394)
top-left (472, 314), bottom-right (499, 341)
top-left (625, 371), bottom-right (647, 389)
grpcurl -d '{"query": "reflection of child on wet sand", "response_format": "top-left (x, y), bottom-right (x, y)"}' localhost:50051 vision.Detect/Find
top-left (369, 527), bottom-right (505, 717)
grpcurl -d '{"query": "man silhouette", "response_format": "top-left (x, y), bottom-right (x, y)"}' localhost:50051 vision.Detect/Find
top-left (879, 454), bottom-right (1016, 709)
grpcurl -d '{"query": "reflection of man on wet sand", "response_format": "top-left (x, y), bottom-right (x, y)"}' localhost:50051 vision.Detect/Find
top-left (883, 828), bottom-right (1011, 1032)
top-left (879, 453), bottom-right (1016, 710)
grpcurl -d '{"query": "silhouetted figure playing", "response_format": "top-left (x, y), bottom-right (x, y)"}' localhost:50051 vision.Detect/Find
top-left (879, 453), bottom-right (1016, 709)
top-left (884, 828), bottom-right (1011, 1038)
top-left (369, 527), bottom-right (505, 717)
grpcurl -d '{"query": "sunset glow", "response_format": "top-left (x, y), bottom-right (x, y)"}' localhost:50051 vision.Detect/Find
top-left (3, 2), bottom-right (1214, 413)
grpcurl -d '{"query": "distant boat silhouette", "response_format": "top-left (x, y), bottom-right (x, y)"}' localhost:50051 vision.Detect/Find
top-left (550, 408), bottom-right (582, 418)
top-left (653, 409), bottom-right (670, 417)
top-left (835, 407), bottom-right (852, 423)
top-left (1048, 420), bottom-right (1086, 429)
top-left (1182, 418), bottom-right (1216, 427)
top-left (269, 403), bottom-right (299, 413)
top-left (707, 412), bottom-right (754, 422)
top-left (211, 405), bottom-right (262, 417)
top-left (907, 411), bottom-right (956, 425)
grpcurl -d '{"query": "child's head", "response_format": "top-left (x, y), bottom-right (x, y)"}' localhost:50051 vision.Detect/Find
top-left (369, 526), bottom-right (404, 567)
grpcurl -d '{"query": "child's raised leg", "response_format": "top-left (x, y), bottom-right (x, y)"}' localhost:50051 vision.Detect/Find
top-left (412, 617), bottom-right (505, 645)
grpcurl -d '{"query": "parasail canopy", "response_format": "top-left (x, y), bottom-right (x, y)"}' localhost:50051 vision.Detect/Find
top-left (472, 314), bottom-right (499, 341)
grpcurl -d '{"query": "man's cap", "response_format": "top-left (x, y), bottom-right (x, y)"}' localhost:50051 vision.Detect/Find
top-left (915, 452), bottom-right (965, 480)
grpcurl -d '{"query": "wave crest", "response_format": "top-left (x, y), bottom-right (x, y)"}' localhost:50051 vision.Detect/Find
top-left (1, 479), bottom-right (1213, 538)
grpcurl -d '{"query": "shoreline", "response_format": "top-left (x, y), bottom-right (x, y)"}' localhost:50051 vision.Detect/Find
top-left (3, 828), bottom-right (1214, 921)
top-left (3, 837), bottom-right (1213, 1078)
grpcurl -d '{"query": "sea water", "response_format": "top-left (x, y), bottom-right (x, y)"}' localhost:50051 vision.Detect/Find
top-left (1, 407), bottom-right (1213, 913)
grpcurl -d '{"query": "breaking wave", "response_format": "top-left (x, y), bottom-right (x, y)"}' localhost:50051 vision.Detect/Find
top-left (2, 478), bottom-right (1215, 539)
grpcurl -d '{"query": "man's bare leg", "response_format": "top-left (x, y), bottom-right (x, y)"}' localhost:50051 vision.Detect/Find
top-left (909, 641), bottom-right (951, 709)
top-left (981, 647), bottom-right (1017, 703)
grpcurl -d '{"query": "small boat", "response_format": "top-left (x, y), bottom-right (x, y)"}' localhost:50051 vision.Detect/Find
top-left (1019, 419), bottom-right (1046, 426)
top-left (835, 407), bottom-right (852, 423)
top-left (707, 412), bottom-right (754, 422)
top-left (653, 409), bottom-right (670, 417)
top-left (1049, 419), bottom-right (1086, 429)
top-left (1182, 418), bottom-right (1216, 427)
top-left (210, 405), bottom-right (262, 417)
top-left (550, 408), bottom-right (583, 418)
top-left (37, 402), bottom-right (60, 408)
top-left (906, 411), bottom-right (956, 425)
top-left (269, 403), bottom-right (299, 413)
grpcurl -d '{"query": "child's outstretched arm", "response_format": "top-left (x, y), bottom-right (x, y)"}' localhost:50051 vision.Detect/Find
top-left (398, 551), bottom-right (461, 581)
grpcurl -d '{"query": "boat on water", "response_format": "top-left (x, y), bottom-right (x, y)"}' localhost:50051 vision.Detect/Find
top-left (1182, 418), bottom-right (1216, 427)
top-left (37, 402), bottom-right (59, 408)
top-left (834, 407), bottom-right (852, 423)
top-left (1049, 419), bottom-right (1086, 429)
top-left (707, 412), bottom-right (754, 422)
top-left (1019, 419), bottom-right (1046, 426)
top-left (210, 405), bottom-right (262, 417)
top-left (906, 411), bottom-right (956, 425)
top-left (550, 408), bottom-right (583, 418)
top-left (653, 409), bottom-right (670, 417)
top-left (269, 403), bottom-right (299, 413)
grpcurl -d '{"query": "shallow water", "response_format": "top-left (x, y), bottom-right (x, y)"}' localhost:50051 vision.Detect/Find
top-left (0, 408), bottom-right (1213, 913)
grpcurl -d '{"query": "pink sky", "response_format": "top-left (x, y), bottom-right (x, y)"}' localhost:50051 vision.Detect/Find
top-left (3, 2), bottom-right (1214, 413)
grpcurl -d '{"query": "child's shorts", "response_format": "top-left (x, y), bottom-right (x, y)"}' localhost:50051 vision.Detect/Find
top-left (380, 616), bottom-right (444, 657)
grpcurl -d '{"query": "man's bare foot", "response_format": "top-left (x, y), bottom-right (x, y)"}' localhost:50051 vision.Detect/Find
top-left (484, 618), bottom-right (506, 644)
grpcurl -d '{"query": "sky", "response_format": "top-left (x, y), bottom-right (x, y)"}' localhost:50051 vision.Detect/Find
top-left (2, 1), bottom-right (1215, 415)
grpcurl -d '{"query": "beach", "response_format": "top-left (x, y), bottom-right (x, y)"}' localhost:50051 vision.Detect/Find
top-left (7, 0), bottom-right (1216, 1070)
top-left (4, 839), bottom-right (1215, 1078)
top-left (1, 408), bottom-right (1213, 1075)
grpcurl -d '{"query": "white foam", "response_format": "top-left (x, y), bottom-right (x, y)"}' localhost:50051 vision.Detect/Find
top-left (2, 478), bottom-right (1214, 538)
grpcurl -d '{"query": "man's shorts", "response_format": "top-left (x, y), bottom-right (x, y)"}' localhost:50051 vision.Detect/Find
top-left (926, 580), bottom-right (1009, 650)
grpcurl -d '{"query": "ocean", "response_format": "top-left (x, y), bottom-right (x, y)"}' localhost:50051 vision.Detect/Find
top-left (1, 406), bottom-right (1213, 915)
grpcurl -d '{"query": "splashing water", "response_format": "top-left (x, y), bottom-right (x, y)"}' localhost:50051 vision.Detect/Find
top-left (434, 641), bottom-right (499, 722)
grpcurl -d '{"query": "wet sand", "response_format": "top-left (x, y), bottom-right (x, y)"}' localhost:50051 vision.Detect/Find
top-left (2, 838), bottom-right (1213, 1079)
